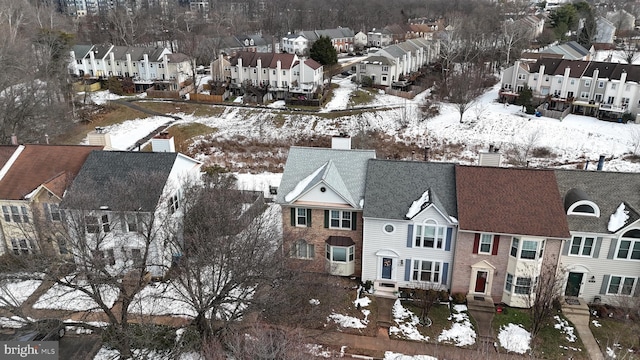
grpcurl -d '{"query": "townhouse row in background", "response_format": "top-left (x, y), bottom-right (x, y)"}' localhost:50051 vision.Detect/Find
top-left (276, 136), bottom-right (640, 308)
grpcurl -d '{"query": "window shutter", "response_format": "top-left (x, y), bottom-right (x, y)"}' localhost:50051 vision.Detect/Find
top-left (404, 259), bottom-right (411, 281)
top-left (445, 228), bottom-right (452, 251)
top-left (562, 239), bottom-right (570, 256)
top-left (306, 209), bottom-right (312, 227)
top-left (407, 225), bottom-right (413, 248)
top-left (635, 278), bottom-right (640, 297)
top-left (290, 208), bottom-right (296, 226)
top-left (600, 275), bottom-right (610, 295)
top-left (43, 204), bottom-right (50, 221)
top-left (351, 212), bottom-right (357, 230)
top-left (324, 210), bottom-right (329, 228)
top-left (120, 214), bottom-right (127, 232)
top-left (442, 262), bottom-right (449, 285)
top-left (593, 237), bottom-right (602, 258)
top-left (607, 238), bottom-right (617, 259)
top-left (472, 233), bottom-right (480, 254)
top-left (492, 235), bottom-right (500, 255)
top-left (60, 209), bottom-right (66, 222)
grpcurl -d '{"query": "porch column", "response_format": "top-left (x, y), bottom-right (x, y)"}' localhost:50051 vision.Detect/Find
top-left (615, 70), bottom-right (627, 107)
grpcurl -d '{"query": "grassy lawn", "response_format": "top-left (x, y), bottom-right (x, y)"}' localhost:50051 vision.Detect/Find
top-left (396, 301), bottom-right (454, 343)
top-left (590, 316), bottom-right (640, 359)
top-left (134, 101), bottom-right (226, 117)
top-left (55, 103), bottom-right (150, 145)
top-left (141, 123), bottom-right (216, 154)
top-left (493, 307), bottom-right (588, 359)
top-left (348, 89), bottom-right (375, 107)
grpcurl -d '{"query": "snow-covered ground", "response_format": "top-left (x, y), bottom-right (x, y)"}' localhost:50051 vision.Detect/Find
top-left (389, 299), bottom-right (429, 341)
top-left (437, 304), bottom-right (476, 347)
top-left (84, 66), bottom-right (640, 176)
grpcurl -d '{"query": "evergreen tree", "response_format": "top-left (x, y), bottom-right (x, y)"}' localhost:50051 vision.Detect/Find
top-left (309, 36), bottom-right (337, 66)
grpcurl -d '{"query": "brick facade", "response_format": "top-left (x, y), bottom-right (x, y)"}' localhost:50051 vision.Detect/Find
top-left (282, 206), bottom-right (363, 277)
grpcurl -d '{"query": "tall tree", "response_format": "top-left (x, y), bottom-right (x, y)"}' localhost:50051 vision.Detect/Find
top-left (309, 36), bottom-right (338, 85)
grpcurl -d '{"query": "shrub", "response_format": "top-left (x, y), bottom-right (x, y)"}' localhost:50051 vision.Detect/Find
top-left (438, 290), bottom-right (450, 302)
top-left (451, 292), bottom-right (467, 304)
top-left (361, 280), bottom-right (374, 293)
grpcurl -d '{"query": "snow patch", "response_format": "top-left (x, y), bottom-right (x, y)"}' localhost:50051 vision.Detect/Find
top-left (284, 163), bottom-right (326, 202)
top-left (438, 304), bottom-right (476, 346)
top-left (498, 323), bottom-right (531, 354)
top-left (608, 203), bottom-right (629, 232)
top-left (554, 315), bottom-right (576, 342)
top-left (406, 190), bottom-right (430, 219)
top-left (384, 352), bottom-right (438, 360)
top-left (389, 299), bottom-right (429, 341)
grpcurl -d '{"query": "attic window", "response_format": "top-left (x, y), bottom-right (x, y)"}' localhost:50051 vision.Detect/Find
top-left (567, 201), bottom-right (600, 217)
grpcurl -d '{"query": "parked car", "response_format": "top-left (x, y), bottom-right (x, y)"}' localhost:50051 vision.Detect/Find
top-left (13, 319), bottom-right (65, 341)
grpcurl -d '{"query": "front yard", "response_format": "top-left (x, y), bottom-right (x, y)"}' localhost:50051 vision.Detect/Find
top-left (590, 309), bottom-right (640, 359)
top-left (492, 306), bottom-right (588, 359)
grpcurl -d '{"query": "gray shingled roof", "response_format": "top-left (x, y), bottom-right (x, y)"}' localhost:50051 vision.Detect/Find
top-left (555, 169), bottom-right (640, 234)
top-left (276, 146), bottom-right (376, 208)
top-left (363, 160), bottom-right (457, 220)
top-left (61, 151), bottom-right (178, 212)
top-left (73, 45), bottom-right (94, 59)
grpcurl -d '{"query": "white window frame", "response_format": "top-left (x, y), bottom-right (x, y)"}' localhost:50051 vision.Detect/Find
top-left (505, 273), bottom-right (514, 292)
top-left (295, 208), bottom-right (310, 227)
top-left (125, 213), bottom-right (139, 232)
top-left (168, 194), bottom-right (180, 214)
top-left (329, 210), bottom-right (351, 229)
top-left (580, 92), bottom-right (589, 99)
top-left (412, 259), bottom-right (441, 283)
top-left (616, 239), bottom-right (640, 260)
top-left (326, 244), bottom-right (354, 263)
top-left (479, 233), bottom-right (493, 254)
top-left (598, 81), bottom-right (605, 88)
top-left (584, 80), bottom-right (591, 87)
top-left (414, 222), bottom-right (445, 249)
top-left (514, 277), bottom-right (532, 294)
top-left (518, 74), bottom-right (526, 80)
top-left (569, 236), bottom-right (595, 257)
top-left (606, 275), bottom-right (636, 296)
top-left (510, 238), bottom-right (542, 260)
top-left (293, 239), bottom-right (314, 259)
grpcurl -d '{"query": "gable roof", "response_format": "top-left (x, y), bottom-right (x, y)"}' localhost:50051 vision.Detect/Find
top-left (0, 145), bottom-right (101, 200)
top-left (456, 165), bottom-right (569, 238)
top-left (541, 41), bottom-right (590, 60)
top-left (555, 169), bottom-right (640, 234)
top-left (276, 146), bottom-right (376, 208)
top-left (364, 160), bottom-right (457, 221)
top-left (61, 151), bottom-right (179, 212)
top-left (229, 51), bottom-right (297, 69)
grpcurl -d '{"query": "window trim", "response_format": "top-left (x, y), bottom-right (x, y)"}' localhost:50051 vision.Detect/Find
top-left (505, 273), bottom-right (514, 293)
top-left (295, 208), bottom-right (310, 227)
top-left (514, 277), bottom-right (532, 295)
top-left (414, 221), bottom-right (445, 249)
top-left (478, 233), bottom-right (493, 254)
top-left (329, 210), bottom-right (352, 230)
top-left (325, 244), bottom-right (355, 263)
top-left (569, 235), bottom-right (595, 257)
top-left (293, 239), bottom-right (314, 259)
top-left (383, 223), bottom-right (395, 234)
top-left (606, 275), bottom-right (636, 296)
top-left (615, 239), bottom-right (640, 260)
top-left (411, 259), bottom-right (441, 283)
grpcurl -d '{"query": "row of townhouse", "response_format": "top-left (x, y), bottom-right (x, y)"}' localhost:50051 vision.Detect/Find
top-left (501, 58), bottom-right (640, 122)
top-left (0, 134), bottom-right (202, 278)
top-left (69, 44), bottom-right (193, 91)
top-left (355, 38), bottom-right (440, 87)
top-left (281, 27), bottom-right (358, 55)
top-left (276, 137), bottom-right (640, 308)
top-left (226, 51), bottom-right (323, 101)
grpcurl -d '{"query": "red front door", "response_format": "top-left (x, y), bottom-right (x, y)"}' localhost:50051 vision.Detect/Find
top-left (475, 271), bottom-right (488, 293)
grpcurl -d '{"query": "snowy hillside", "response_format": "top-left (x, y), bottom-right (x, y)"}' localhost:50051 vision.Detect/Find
top-left (88, 73), bottom-right (640, 174)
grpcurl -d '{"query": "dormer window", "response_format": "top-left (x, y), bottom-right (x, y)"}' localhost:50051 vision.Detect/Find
top-left (564, 188), bottom-right (600, 217)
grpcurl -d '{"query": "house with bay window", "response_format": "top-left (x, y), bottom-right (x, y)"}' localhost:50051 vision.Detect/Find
top-left (361, 160), bottom-right (458, 298)
top-left (276, 137), bottom-right (375, 277)
top-left (555, 169), bottom-right (640, 304)
top-left (451, 166), bottom-right (570, 308)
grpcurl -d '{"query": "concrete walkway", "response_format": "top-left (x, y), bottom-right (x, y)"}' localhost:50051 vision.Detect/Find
top-left (562, 297), bottom-right (604, 360)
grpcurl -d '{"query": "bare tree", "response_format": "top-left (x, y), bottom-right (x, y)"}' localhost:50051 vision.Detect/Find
top-left (527, 263), bottom-right (564, 338)
top-left (412, 282), bottom-right (445, 326)
top-left (169, 174), bottom-right (285, 343)
top-left (509, 129), bottom-right (542, 166)
top-left (446, 71), bottom-right (485, 124)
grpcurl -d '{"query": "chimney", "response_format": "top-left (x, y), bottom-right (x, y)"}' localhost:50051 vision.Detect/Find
top-left (151, 131), bottom-right (176, 152)
top-left (10, 134), bottom-right (17, 145)
top-left (478, 146), bottom-right (502, 167)
top-left (87, 127), bottom-right (112, 150)
top-left (331, 133), bottom-right (351, 150)
top-left (597, 155), bottom-right (605, 171)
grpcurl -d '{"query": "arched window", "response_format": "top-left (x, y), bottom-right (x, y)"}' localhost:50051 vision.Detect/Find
top-left (414, 220), bottom-right (445, 249)
top-left (293, 239), bottom-right (314, 259)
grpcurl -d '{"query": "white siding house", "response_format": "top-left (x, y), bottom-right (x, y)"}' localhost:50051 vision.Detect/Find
top-left (362, 160), bottom-right (457, 298)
